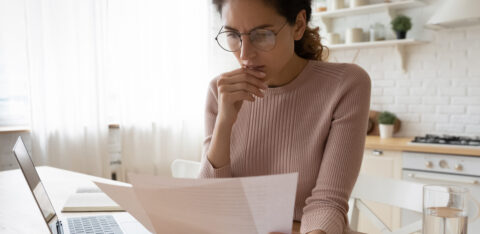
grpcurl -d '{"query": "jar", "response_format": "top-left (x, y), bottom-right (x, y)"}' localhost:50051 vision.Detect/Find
top-left (329, 0), bottom-right (344, 11)
top-left (369, 23), bottom-right (386, 41)
top-left (350, 0), bottom-right (368, 8)
top-left (313, 0), bottom-right (328, 12)
top-left (326, 32), bottom-right (341, 44)
top-left (345, 28), bottom-right (363, 44)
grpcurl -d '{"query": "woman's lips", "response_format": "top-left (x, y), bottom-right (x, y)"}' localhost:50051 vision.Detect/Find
top-left (245, 65), bottom-right (265, 72)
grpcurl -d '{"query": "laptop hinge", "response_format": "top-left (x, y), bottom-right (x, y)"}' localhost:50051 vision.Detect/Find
top-left (56, 220), bottom-right (64, 234)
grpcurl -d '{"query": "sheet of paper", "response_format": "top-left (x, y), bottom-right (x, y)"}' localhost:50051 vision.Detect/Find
top-left (96, 173), bottom-right (298, 234)
top-left (130, 173), bottom-right (298, 234)
top-left (93, 182), bottom-right (155, 233)
top-left (62, 192), bottom-right (124, 212)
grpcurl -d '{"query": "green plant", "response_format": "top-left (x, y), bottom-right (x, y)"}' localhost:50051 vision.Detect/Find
top-left (391, 15), bottom-right (412, 32)
top-left (378, 111), bottom-right (397, 125)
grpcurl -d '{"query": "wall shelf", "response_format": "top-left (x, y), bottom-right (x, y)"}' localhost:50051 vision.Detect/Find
top-left (326, 39), bottom-right (428, 72)
top-left (313, 0), bottom-right (425, 33)
top-left (326, 38), bottom-right (425, 50)
top-left (310, 1), bottom-right (428, 72)
top-left (312, 0), bottom-right (424, 19)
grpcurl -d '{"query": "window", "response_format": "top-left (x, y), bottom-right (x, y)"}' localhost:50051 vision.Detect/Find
top-left (0, 0), bottom-right (30, 127)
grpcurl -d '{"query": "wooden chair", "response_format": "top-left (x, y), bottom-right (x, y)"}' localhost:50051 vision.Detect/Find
top-left (347, 174), bottom-right (424, 234)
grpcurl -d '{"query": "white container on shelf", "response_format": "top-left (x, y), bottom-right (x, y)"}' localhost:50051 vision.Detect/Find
top-left (313, 0), bottom-right (328, 12)
top-left (345, 28), bottom-right (363, 44)
top-left (350, 0), bottom-right (368, 8)
top-left (329, 0), bottom-right (344, 11)
top-left (369, 23), bottom-right (386, 41)
top-left (379, 124), bottom-right (394, 139)
top-left (326, 32), bottom-right (341, 44)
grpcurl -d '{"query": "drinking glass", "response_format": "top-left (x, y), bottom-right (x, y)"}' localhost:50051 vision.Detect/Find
top-left (423, 185), bottom-right (468, 234)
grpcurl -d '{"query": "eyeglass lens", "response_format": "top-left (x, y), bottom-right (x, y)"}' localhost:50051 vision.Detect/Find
top-left (216, 29), bottom-right (276, 52)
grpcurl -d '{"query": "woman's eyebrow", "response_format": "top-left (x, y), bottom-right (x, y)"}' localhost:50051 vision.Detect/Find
top-left (224, 24), bottom-right (274, 31)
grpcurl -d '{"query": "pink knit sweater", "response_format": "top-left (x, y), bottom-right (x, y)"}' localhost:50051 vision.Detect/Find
top-left (198, 60), bottom-right (371, 234)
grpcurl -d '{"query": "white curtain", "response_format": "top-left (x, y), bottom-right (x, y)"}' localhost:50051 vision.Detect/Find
top-left (0, 0), bottom-right (30, 127)
top-left (25, 0), bottom-right (109, 177)
top-left (23, 0), bottom-right (213, 179)
top-left (106, 0), bottom-right (211, 179)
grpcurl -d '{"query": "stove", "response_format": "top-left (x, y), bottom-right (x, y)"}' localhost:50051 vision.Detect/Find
top-left (411, 134), bottom-right (480, 147)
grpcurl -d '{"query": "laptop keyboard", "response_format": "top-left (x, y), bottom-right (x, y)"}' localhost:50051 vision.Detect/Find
top-left (67, 215), bottom-right (123, 234)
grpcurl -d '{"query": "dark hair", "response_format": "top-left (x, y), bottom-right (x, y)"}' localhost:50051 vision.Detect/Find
top-left (212, 0), bottom-right (327, 61)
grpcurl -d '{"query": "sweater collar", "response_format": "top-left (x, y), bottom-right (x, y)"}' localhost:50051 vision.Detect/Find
top-left (264, 60), bottom-right (314, 95)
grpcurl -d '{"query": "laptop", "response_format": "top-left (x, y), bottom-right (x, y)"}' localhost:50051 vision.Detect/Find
top-left (12, 136), bottom-right (147, 234)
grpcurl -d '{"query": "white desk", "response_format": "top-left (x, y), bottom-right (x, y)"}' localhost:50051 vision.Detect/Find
top-left (0, 166), bottom-right (307, 234)
top-left (0, 166), bottom-right (134, 234)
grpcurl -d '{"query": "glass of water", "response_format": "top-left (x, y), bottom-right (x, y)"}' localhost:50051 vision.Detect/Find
top-left (423, 185), bottom-right (468, 234)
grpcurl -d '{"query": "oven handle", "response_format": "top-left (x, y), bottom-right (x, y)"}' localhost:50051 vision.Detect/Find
top-left (407, 173), bottom-right (479, 185)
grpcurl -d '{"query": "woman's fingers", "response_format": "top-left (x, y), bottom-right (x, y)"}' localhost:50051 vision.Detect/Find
top-left (223, 90), bottom-right (255, 103)
top-left (218, 74), bottom-right (267, 90)
top-left (220, 82), bottom-right (265, 98)
top-left (215, 67), bottom-right (268, 124)
top-left (217, 68), bottom-right (268, 100)
top-left (223, 67), bottom-right (266, 79)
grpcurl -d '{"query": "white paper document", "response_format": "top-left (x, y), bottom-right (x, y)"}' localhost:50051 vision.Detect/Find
top-left (95, 173), bottom-right (298, 234)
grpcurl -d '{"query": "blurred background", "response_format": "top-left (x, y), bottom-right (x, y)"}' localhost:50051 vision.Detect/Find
top-left (1, 0), bottom-right (479, 184)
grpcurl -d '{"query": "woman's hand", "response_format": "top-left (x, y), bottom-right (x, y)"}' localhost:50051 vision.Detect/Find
top-left (268, 232), bottom-right (300, 234)
top-left (268, 229), bottom-right (325, 234)
top-left (268, 231), bottom-right (323, 234)
top-left (216, 68), bottom-right (267, 125)
top-left (307, 230), bottom-right (326, 234)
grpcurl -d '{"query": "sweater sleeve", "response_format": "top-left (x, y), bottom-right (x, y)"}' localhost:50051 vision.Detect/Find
top-left (197, 78), bottom-right (233, 178)
top-left (300, 64), bottom-right (371, 234)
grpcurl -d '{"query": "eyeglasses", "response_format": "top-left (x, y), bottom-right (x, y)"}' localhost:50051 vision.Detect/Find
top-left (215, 21), bottom-right (288, 52)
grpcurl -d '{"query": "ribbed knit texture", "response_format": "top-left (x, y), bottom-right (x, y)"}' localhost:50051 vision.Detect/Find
top-left (198, 60), bottom-right (371, 234)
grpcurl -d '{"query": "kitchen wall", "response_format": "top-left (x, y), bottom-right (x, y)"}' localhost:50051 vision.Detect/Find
top-left (322, 0), bottom-right (480, 137)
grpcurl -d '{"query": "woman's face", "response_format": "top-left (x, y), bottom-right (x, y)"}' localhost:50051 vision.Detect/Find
top-left (220, 0), bottom-right (304, 82)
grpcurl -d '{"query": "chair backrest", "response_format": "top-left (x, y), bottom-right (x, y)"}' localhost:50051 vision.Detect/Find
top-left (171, 159), bottom-right (201, 178)
top-left (348, 174), bottom-right (424, 234)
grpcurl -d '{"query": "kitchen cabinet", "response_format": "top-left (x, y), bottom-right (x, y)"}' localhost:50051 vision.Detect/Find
top-left (356, 149), bottom-right (402, 234)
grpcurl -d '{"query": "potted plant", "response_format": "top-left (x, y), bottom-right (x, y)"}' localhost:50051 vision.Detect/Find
top-left (391, 15), bottom-right (412, 39)
top-left (378, 111), bottom-right (397, 139)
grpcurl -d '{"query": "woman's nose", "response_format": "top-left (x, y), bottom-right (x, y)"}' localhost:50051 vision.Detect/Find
top-left (239, 35), bottom-right (256, 60)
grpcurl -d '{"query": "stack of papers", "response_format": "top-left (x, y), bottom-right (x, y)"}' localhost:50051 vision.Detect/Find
top-left (62, 186), bottom-right (124, 212)
top-left (95, 173), bottom-right (298, 234)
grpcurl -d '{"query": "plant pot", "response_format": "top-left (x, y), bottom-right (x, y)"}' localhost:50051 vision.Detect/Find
top-left (395, 31), bottom-right (407, 39)
top-left (379, 124), bottom-right (394, 139)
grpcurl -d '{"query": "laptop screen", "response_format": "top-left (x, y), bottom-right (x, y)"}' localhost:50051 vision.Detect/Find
top-left (13, 137), bottom-right (58, 231)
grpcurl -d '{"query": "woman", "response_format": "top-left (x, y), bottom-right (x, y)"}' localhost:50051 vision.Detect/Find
top-left (198, 0), bottom-right (371, 233)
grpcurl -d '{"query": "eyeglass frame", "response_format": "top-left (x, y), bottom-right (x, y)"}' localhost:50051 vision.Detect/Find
top-left (215, 21), bottom-right (289, 52)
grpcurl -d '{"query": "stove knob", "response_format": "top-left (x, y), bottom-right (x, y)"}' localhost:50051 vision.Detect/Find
top-left (439, 160), bottom-right (448, 169)
top-left (425, 161), bottom-right (433, 168)
top-left (454, 164), bottom-right (463, 171)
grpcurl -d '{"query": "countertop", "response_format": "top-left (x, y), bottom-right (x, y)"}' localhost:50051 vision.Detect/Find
top-left (365, 136), bottom-right (480, 157)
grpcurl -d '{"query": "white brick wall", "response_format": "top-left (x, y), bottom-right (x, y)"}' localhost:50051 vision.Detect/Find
top-left (324, 0), bottom-right (480, 137)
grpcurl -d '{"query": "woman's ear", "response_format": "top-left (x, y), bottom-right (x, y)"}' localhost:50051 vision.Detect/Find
top-left (293, 9), bottom-right (307, 41)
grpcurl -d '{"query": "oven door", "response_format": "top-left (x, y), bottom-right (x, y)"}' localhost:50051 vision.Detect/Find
top-left (402, 169), bottom-right (480, 233)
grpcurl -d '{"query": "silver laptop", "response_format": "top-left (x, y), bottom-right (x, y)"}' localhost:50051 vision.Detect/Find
top-left (12, 136), bottom-right (134, 234)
